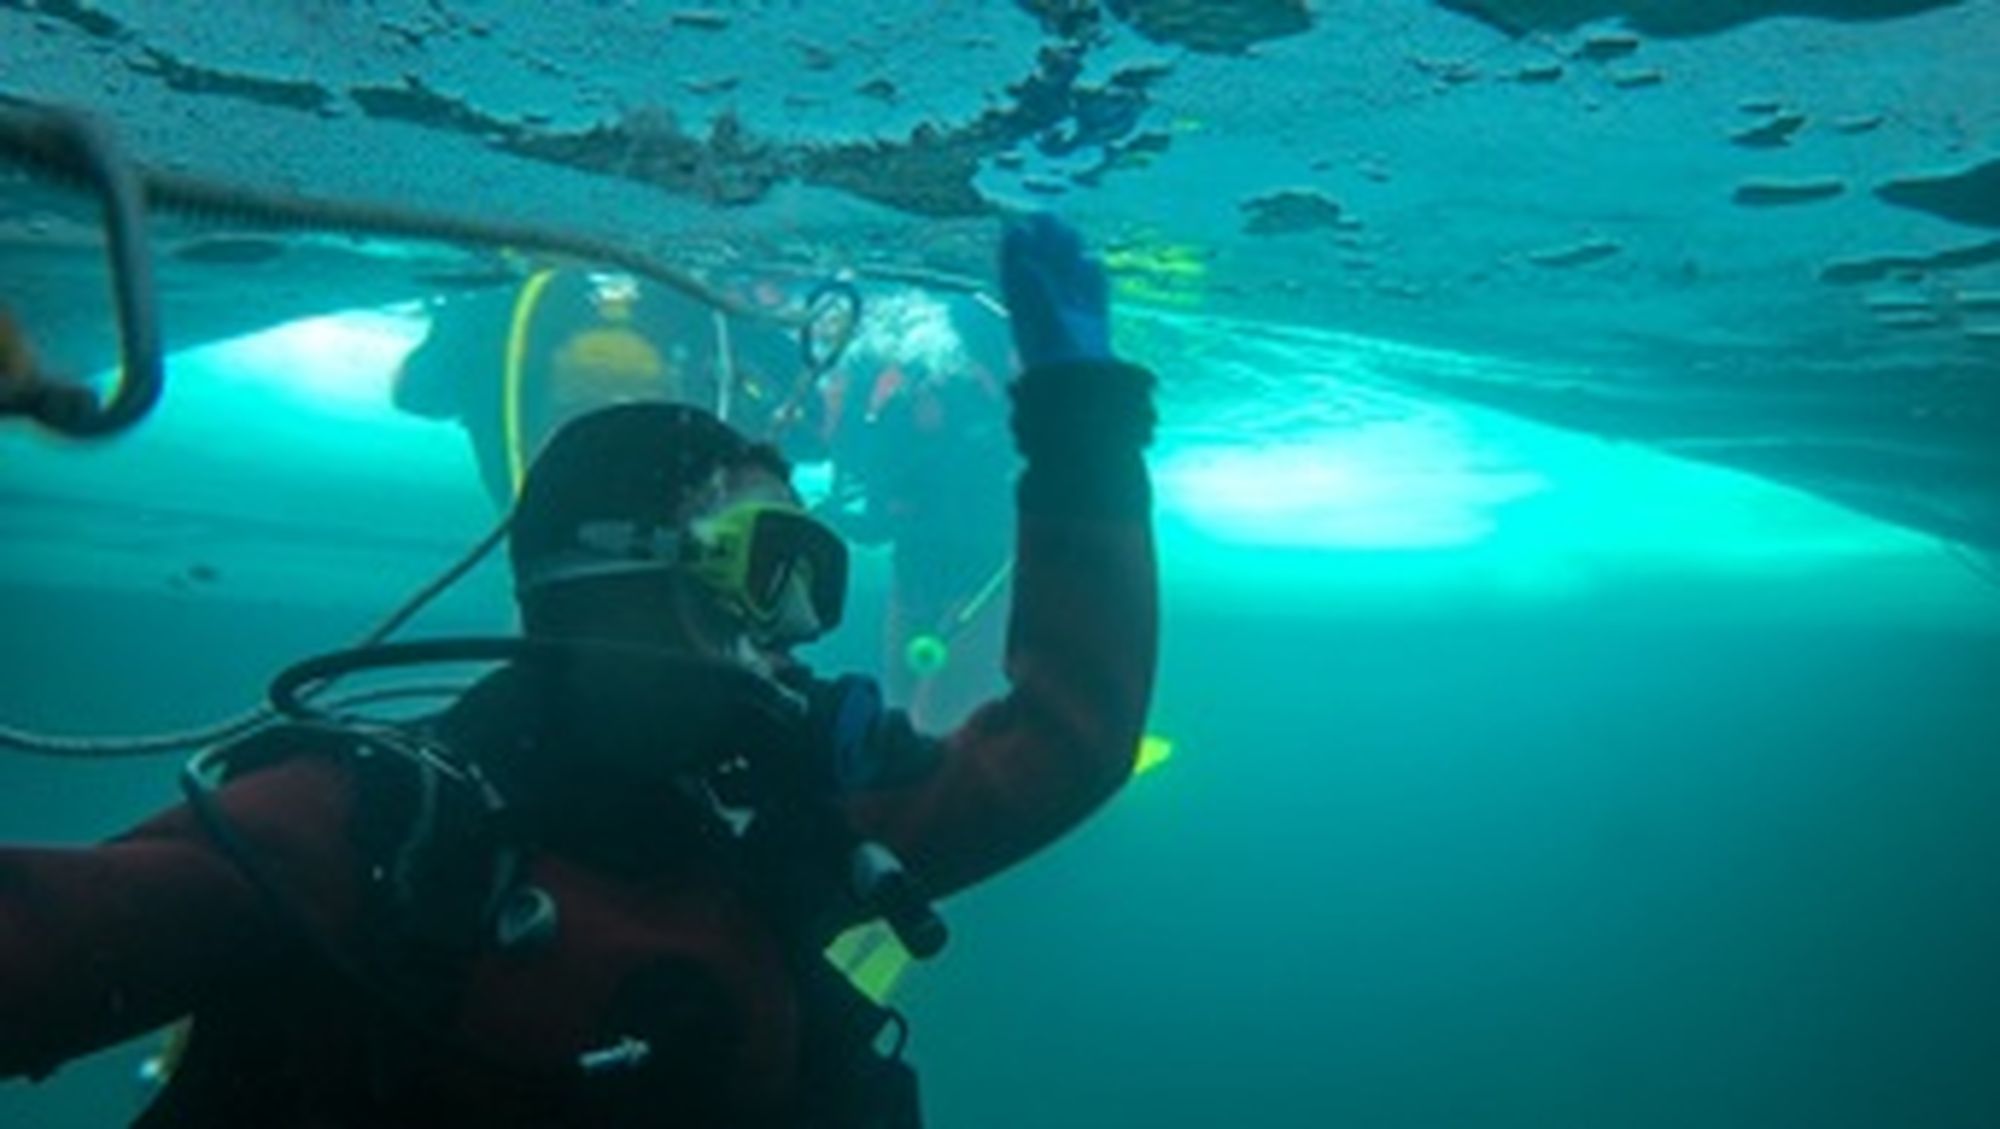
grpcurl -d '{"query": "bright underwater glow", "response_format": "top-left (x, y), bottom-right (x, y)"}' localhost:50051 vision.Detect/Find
top-left (166, 308), bottom-right (1945, 569)
top-left (192, 306), bottom-right (429, 420)
top-left (1153, 421), bottom-right (1548, 550)
top-left (1151, 413), bottom-right (1947, 565)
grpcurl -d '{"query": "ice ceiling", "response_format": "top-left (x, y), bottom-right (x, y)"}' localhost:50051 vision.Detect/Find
top-left (2, 0), bottom-right (1997, 547)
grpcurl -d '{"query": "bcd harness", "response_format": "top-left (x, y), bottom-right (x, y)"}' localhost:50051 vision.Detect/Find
top-left (161, 659), bottom-right (941, 1129)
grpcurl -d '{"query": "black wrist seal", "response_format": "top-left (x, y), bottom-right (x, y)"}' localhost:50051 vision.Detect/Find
top-left (1009, 360), bottom-right (1156, 520)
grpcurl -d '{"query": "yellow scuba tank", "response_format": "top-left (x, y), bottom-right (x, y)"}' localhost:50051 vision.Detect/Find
top-left (503, 271), bottom-right (684, 496)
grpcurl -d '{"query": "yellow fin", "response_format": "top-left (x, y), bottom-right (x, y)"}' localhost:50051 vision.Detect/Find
top-left (827, 923), bottom-right (913, 1003)
top-left (1136, 733), bottom-right (1174, 776)
top-left (850, 930), bottom-right (913, 1002)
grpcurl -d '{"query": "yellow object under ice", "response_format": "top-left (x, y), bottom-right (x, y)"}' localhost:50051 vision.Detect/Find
top-left (1103, 238), bottom-right (1210, 309)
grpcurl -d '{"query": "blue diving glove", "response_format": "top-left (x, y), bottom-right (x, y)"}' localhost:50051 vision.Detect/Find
top-left (1000, 215), bottom-right (1155, 519)
top-left (1000, 213), bottom-right (1111, 370)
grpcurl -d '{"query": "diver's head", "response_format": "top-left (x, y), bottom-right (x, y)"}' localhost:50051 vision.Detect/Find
top-left (508, 402), bottom-right (847, 667)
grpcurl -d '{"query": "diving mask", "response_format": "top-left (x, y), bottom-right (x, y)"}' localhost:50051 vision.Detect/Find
top-left (557, 501), bottom-right (849, 646)
top-left (683, 501), bottom-right (848, 645)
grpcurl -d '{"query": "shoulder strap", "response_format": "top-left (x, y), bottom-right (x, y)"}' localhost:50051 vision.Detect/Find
top-left (182, 721), bottom-right (521, 1014)
top-left (345, 725), bottom-right (520, 962)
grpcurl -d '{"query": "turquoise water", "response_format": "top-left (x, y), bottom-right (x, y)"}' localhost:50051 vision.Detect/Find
top-left (3, 308), bottom-right (1997, 1126)
top-left (2, 1), bottom-right (1997, 1119)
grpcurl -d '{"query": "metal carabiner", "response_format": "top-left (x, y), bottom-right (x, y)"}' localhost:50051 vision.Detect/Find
top-left (799, 276), bottom-right (863, 377)
top-left (0, 105), bottom-right (163, 437)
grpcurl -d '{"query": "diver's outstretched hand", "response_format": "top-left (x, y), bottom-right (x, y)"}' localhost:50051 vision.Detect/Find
top-left (1000, 214), bottom-right (1111, 370)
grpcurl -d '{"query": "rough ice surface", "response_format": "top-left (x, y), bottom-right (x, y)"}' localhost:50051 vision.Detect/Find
top-left (1, 0), bottom-right (1996, 548)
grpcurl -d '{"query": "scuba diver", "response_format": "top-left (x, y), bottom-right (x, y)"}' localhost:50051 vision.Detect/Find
top-left (0, 214), bottom-right (1158, 1128)
top-left (393, 265), bottom-right (804, 505)
top-left (804, 286), bottom-right (1020, 730)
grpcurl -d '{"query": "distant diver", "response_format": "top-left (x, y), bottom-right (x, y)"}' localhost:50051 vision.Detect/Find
top-left (0, 214), bottom-right (1160, 1129)
top-left (795, 284), bottom-right (1022, 730)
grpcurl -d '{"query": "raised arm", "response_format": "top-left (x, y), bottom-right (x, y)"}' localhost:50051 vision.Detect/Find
top-left (844, 216), bottom-right (1158, 898)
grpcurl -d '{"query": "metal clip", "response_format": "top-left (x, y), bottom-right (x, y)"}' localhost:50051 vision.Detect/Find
top-left (578, 1036), bottom-right (652, 1076)
top-left (494, 884), bottom-right (559, 952)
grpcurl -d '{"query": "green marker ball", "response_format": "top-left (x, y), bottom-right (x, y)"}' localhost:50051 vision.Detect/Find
top-left (905, 634), bottom-right (950, 677)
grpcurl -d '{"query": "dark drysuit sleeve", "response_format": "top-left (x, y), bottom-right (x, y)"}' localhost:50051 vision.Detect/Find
top-left (844, 359), bottom-right (1159, 898)
top-left (0, 756), bottom-right (364, 1080)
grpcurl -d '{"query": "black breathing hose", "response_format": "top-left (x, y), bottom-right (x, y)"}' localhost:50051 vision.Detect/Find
top-left (267, 636), bottom-right (803, 728)
top-left (0, 511), bottom-right (513, 759)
